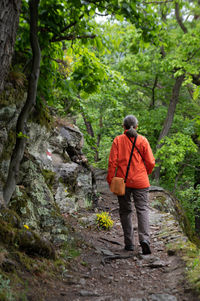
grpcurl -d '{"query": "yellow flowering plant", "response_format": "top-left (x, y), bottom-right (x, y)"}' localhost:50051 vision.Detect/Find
top-left (96, 212), bottom-right (114, 230)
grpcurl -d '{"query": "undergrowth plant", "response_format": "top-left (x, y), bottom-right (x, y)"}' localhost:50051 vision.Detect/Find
top-left (179, 185), bottom-right (200, 232)
top-left (0, 274), bottom-right (14, 301)
top-left (96, 211), bottom-right (114, 230)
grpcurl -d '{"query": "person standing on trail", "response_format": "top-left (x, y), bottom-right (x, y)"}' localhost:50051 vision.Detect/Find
top-left (107, 115), bottom-right (155, 254)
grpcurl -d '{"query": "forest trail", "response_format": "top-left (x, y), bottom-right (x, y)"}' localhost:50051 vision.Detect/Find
top-left (38, 188), bottom-right (200, 301)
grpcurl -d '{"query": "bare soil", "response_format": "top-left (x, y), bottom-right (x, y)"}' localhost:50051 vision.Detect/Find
top-left (31, 190), bottom-right (200, 301)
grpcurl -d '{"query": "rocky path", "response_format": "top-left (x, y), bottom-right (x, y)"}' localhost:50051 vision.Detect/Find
top-left (43, 188), bottom-right (200, 301)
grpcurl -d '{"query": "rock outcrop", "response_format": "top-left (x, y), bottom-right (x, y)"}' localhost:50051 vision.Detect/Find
top-left (0, 86), bottom-right (94, 248)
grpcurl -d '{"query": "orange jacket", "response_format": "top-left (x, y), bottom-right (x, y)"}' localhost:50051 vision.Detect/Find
top-left (107, 131), bottom-right (155, 189)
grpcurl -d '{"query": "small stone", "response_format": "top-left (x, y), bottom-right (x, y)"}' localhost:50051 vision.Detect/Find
top-left (149, 294), bottom-right (177, 301)
top-left (147, 260), bottom-right (169, 268)
top-left (79, 278), bottom-right (86, 285)
top-left (167, 249), bottom-right (176, 256)
top-left (79, 290), bottom-right (100, 297)
top-left (60, 292), bottom-right (66, 296)
top-left (129, 298), bottom-right (147, 301)
top-left (2, 259), bottom-right (16, 272)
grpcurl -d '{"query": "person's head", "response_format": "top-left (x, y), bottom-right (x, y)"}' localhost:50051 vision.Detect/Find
top-left (123, 115), bottom-right (138, 137)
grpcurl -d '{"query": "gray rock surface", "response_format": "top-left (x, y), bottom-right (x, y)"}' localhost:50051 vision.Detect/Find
top-left (149, 294), bottom-right (177, 301)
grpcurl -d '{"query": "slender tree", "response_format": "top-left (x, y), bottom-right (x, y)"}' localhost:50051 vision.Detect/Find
top-left (3, 0), bottom-right (41, 205)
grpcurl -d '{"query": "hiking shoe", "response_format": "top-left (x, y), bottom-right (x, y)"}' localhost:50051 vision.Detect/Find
top-left (140, 240), bottom-right (151, 255)
top-left (124, 245), bottom-right (134, 251)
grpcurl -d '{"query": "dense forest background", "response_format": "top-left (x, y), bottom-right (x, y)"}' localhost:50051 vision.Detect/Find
top-left (1, 0), bottom-right (200, 253)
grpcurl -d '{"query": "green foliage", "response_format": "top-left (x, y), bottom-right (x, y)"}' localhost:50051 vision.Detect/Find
top-left (71, 47), bottom-right (107, 95)
top-left (193, 86), bottom-right (200, 101)
top-left (194, 116), bottom-right (200, 138)
top-left (156, 133), bottom-right (197, 182)
top-left (96, 212), bottom-right (114, 230)
top-left (17, 132), bottom-right (29, 139)
top-left (178, 185), bottom-right (200, 232)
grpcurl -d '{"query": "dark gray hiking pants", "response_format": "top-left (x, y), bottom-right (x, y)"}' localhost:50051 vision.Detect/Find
top-left (117, 187), bottom-right (150, 247)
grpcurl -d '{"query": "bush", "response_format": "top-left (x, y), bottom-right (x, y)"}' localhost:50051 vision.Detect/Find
top-left (96, 212), bottom-right (114, 230)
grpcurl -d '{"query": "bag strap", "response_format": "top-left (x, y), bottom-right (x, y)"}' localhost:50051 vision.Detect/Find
top-left (125, 134), bottom-right (145, 164)
top-left (124, 135), bottom-right (137, 183)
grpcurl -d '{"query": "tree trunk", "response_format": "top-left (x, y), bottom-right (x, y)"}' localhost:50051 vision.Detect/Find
top-left (150, 75), bottom-right (158, 109)
top-left (95, 115), bottom-right (103, 162)
top-left (81, 111), bottom-right (95, 138)
top-left (154, 75), bottom-right (185, 182)
top-left (157, 75), bottom-right (185, 144)
top-left (3, 0), bottom-right (41, 205)
top-left (0, 0), bottom-right (21, 92)
top-left (81, 111), bottom-right (102, 162)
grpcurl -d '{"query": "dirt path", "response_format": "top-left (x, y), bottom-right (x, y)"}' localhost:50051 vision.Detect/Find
top-left (42, 189), bottom-right (200, 301)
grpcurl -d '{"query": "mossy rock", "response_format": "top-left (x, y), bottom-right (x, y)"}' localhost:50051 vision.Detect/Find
top-left (9, 188), bottom-right (32, 221)
top-left (16, 229), bottom-right (56, 260)
top-left (0, 129), bottom-right (16, 163)
top-left (0, 208), bottom-right (22, 229)
top-left (41, 169), bottom-right (56, 190)
top-left (30, 102), bottom-right (53, 130)
top-left (0, 215), bottom-right (56, 260)
top-left (0, 83), bottom-right (26, 107)
top-left (173, 198), bottom-right (200, 246)
top-left (0, 218), bottom-right (17, 245)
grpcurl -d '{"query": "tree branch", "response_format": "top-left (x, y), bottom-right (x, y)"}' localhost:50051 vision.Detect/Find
top-left (192, 74), bottom-right (200, 86)
top-left (84, 0), bottom-right (111, 10)
top-left (173, 163), bottom-right (186, 193)
top-left (175, 2), bottom-right (188, 33)
top-left (49, 14), bottom-right (84, 41)
top-left (126, 79), bottom-right (153, 90)
top-left (143, 0), bottom-right (174, 4)
top-left (95, 12), bottom-right (109, 16)
top-left (81, 111), bottom-right (95, 138)
top-left (51, 34), bottom-right (96, 43)
top-left (160, 45), bottom-right (166, 58)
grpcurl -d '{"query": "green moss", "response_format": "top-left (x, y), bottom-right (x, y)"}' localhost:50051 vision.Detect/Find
top-left (0, 85), bottom-right (25, 107)
top-left (172, 198), bottom-right (200, 247)
top-left (16, 229), bottom-right (56, 260)
top-left (0, 218), bottom-right (17, 245)
top-left (0, 208), bottom-right (22, 229)
top-left (50, 208), bottom-right (61, 218)
top-left (53, 258), bottom-right (65, 267)
top-left (151, 196), bottom-right (167, 212)
top-left (12, 251), bottom-right (34, 271)
top-left (0, 213), bottom-right (56, 260)
top-left (9, 189), bottom-right (31, 219)
top-left (41, 169), bottom-right (56, 190)
top-left (0, 130), bottom-right (16, 162)
top-left (30, 103), bottom-right (53, 130)
top-left (166, 239), bottom-right (200, 295)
